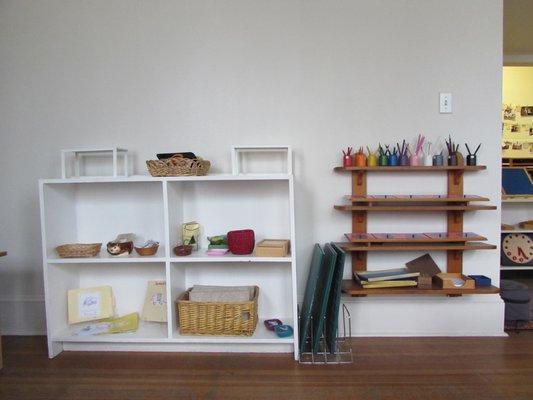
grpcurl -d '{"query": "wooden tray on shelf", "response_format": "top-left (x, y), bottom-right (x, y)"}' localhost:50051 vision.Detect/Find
top-left (342, 279), bottom-right (499, 297)
top-left (346, 195), bottom-right (489, 203)
top-left (337, 242), bottom-right (496, 252)
top-left (345, 232), bottom-right (487, 243)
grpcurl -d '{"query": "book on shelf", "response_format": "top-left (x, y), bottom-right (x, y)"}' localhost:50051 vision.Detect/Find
top-left (360, 280), bottom-right (418, 289)
top-left (354, 267), bottom-right (420, 282)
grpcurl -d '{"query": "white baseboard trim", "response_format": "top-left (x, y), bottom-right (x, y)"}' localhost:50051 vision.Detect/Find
top-left (1, 329), bottom-right (46, 336)
top-left (0, 295), bottom-right (45, 303)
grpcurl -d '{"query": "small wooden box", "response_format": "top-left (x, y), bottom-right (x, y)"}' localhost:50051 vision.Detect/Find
top-left (433, 273), bottom-right (475, 290)
top-left (417, 274), bottom-right (433, 289)
top-left (255, 240), bottom-right (290, 257)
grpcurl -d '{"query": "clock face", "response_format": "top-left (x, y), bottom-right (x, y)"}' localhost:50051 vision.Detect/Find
top-left (501, 233), bottom-right (533, 266)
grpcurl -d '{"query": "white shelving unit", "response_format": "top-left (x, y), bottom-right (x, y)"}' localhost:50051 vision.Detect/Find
top-left (39, 174), bottom-right (298, 359)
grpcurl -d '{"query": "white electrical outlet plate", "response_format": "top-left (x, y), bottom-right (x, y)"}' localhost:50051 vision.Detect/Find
top-left (439, 93), bottom-right (452, 114)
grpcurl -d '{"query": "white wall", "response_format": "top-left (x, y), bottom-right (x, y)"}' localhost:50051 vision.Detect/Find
top-left (0, 0), bottom-right (504, 335)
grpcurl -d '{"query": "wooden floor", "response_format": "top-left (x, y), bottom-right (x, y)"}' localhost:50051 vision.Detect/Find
top-left (1, 335), bottom-right (533, 400)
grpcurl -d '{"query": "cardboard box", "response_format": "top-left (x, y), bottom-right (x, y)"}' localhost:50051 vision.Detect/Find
top-left (433, 273), bottom-right (475, 290)
top-left (255, 239), bottom-right (290, 257)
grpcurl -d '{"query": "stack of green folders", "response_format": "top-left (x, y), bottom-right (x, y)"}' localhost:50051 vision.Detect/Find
top-left (354, 268), bottom-right (420, 289)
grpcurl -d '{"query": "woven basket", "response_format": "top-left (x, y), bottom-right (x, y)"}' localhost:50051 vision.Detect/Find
top-left (56, 243), bottom-right (102, 258)
top-left (176, 286), bottom-right (258, 336)
top-left (146, 155), bottom-right (210, 177)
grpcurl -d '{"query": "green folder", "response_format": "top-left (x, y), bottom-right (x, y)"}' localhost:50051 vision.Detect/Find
top-left (311, 243), bottom-right (337, 354)
top-left (299, 244), bottom-right (325, 354)
top-left (326, 243), bottom-right (346, 354)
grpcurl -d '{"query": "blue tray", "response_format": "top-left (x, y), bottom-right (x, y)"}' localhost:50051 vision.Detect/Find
top-left (468, 275), bottom-right (491, 287)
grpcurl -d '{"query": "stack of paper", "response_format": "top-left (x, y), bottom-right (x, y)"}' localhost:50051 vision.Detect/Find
top-left (354, 268), bottom-right (419, 289)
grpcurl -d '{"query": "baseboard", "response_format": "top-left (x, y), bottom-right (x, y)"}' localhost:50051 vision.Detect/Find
top-left (0, 295), bottom-right (45, 303)
top-left (1, 329), bottom-right (46, 336)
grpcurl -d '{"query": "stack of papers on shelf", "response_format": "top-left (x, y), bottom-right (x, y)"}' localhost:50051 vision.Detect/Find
top-left (73, 312), bottom-right (139, 336)
top-left (354, 267), bottom-right (419, 289)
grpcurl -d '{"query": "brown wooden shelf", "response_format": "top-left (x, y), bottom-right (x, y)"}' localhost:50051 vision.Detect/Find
top-left (345, 232), bottom-right (487, 243)
top-left (334, 205), bottom-right (497, 212)
top-left (337, 242), bottom-right (497, 252)
top-left (346, 195), bottom-right (489, 203)
top-left (342, 279), bottom-right (499, 297)
top-left (334, 165), bottom-right (487, 172)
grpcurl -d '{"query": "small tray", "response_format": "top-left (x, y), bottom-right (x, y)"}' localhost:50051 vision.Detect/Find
top-left (275, 324), bottom-right (293, 338)
top-left (433, 273), bottom-right (475, 289)
top-left (264, 319), bottom-right (283, 331)
top-left (468, 275), bottom-right (491, 287)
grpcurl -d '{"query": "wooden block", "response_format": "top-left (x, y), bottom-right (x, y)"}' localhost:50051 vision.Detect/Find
top-left (433, 273), bottom-right (475, 290)
top-left (255, 239), bottom-right (290, 257)
top-left (417, 274), bottom-right (433, 289)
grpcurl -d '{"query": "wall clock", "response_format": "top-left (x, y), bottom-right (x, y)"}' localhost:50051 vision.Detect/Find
top-left (501, 233), bottom-right (533, 266)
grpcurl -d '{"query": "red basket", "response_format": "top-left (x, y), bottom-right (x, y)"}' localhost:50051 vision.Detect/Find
top-left (228, 230), bottom-right (255, 255)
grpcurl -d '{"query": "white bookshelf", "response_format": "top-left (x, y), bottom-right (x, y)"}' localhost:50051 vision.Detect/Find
top-left (39, 174), bottom-right (298, 359)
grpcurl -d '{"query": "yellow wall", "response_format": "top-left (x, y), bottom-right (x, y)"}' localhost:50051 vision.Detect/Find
top-left (503, 66), bottom-right (533, 105)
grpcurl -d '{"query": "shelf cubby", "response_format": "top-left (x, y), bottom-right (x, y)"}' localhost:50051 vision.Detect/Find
top-left (46, 262), bottom-right (167, 342)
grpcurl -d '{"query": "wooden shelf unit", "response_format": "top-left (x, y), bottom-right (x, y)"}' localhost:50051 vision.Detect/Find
top-left (334, 165), bottom-right (497, 297)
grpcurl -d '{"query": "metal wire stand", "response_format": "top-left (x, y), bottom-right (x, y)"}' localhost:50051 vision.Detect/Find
top-left (299, 304), bottom-right (353, 364)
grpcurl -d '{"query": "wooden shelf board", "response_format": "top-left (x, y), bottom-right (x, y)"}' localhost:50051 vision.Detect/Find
top-left (170, 252), bottom-right (292, 263)
top-left (501, 230), bottom-right (533, 234)
top-left (501, 265), bottom-right (533, 271)
top-left (346, 195), bottom-right (489, 203)
top-left (345, 232), bottom-right (487, 243)
top-left (47, 247), bottom-right (167, 264)
top-left (502, 197), bottom-right (533, 203)
top-left (334, 205), bottom-right (497, 212)
top-left (52, 319), bottom-right (294, 344)
top-left (334, 165), bottom-right (487, 172)
top-left (342, 279), bottom-right (499, 297)
top-left (337, 242), bottom-right (497, 252)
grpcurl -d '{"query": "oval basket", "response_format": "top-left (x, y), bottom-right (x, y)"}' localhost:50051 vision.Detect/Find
top-left (146, 155), bottom-right (211, 177)
top-left (56, 243), bottom-right (102, 258)
top-left (176, 286), bottom-right (258, 336)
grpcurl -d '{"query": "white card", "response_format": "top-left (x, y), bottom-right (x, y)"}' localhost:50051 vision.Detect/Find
top-left (78, 292), bottom-right (102, 318)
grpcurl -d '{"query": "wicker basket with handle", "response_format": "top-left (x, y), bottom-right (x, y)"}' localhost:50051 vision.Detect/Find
top-left (146, 155), bottom-right (210, 177)
top-left (176, 286), bottom-right (258, 336)
top-left (55, 243), bottom-right (102, 258)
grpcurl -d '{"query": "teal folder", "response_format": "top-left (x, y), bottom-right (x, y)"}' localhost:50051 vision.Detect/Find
top-left (326, 243), bottom-right (346, 354)
top-left (299, 244), bottom-right (325, 354)
top-left (311, 243), bottom-right (337, 354)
